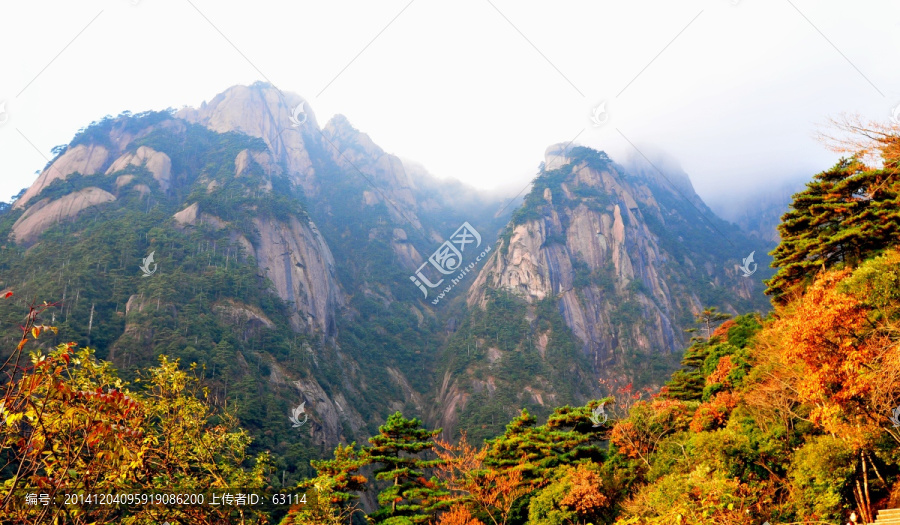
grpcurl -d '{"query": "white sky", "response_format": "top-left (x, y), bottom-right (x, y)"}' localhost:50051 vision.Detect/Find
top-left (1, 0), bottom-right (898, 207)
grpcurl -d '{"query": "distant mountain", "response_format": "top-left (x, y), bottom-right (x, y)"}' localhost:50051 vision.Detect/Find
top-left (707, 178), bottom-right (808, 244)
top-left (0, 82), bottom-right (774, 478)
top-left (430, 145), bottom-right (772, 439)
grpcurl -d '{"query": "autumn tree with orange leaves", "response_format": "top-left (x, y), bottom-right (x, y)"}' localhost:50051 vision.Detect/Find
top-left (433, 434), bottom-right (532, 525)
top-left (609, 398), bottom-right (693, 467)
top-left (434, 504), bottom-right (485, 525)
top-left (765, 251), bottom-right (900, 522)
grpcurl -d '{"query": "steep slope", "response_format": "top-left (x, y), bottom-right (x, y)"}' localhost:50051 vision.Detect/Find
top-left (177, 84), bottom-right (511, 435)
top-left (432, 145), bottom-right (772, 439)
top-left (0, 84), bottom-right (512, 479)
top-left (0, 110), bottom-right (367, 479)
top-left (480, 145), bottom-right (769, 354)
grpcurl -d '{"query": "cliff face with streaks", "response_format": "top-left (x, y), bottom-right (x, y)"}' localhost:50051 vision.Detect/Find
top-left (432, 145), bottom-right (770, 438)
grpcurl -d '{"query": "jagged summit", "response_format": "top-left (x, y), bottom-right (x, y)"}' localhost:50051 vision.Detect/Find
top-left (181, 82), bottom-right (317, 132)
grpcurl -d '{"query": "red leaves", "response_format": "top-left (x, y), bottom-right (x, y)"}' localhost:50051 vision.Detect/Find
top-left (711, 319), bottom-right (736, 340)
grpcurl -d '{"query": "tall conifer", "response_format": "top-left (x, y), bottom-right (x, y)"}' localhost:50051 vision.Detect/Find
top-left (367, 412), bottom-right (448, 523)
top-left (767, 157), bottom-right (900, 302)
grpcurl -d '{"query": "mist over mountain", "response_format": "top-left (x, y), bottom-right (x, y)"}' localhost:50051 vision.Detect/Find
top-left (707, 177), bottom-right (809, 244)
top-left (0, 82), bottom-right (774, 477)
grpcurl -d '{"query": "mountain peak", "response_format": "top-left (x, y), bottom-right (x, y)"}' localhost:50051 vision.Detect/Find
top-left (177, 83), bottom-right (318, 191)
top-left (544, 144), bottom-right (611, 172)
top-left (178, 83), bottom-right (317, 135)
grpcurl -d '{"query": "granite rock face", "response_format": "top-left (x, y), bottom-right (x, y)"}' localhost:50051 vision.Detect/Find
top-left (15, 144), bottom-right (110, 210)
top-left (177, 83), bottom-right (318, 195)
top-left (106, 146), bottom-right (172, 192)
top-left (453, 145), bottom-right (767, 415)
top-left (12, 187), bottom-right (117, 245)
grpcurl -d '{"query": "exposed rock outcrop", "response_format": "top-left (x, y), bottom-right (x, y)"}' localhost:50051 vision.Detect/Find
top-left (252, 215), bottom-right (344, 335)
top-left (106, 146), bottom-right (172, 192)
top-left (469, 145), bottom-right (762, 369)
top-left (321, 115), bottom-right (423, 231)
top-left (15, 145), bottom-right (109, 209)
top-left (177, 83), bottom-right (317, 193)
top-left (11, 188), bottom-right (116, 244)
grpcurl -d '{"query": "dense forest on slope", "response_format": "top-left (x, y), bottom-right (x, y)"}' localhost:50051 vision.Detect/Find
top-left (0, 113), bottom-right (334, 485)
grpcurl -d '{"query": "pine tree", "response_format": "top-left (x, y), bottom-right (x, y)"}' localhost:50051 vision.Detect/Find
top-left (309, 442), bottom-right (370, 507)
top-left (766, 157), bottom-right (900, 302)
top-left (367, 412), bottom-right (448, 523)
top-left (694, 307), bottom-right (732, 340)
top-left (665, 372), bottom-right (704, 401)
top-left (482, 407), bottom-right (604, 486)
top-left (665, 309), bottom-right (732, 401)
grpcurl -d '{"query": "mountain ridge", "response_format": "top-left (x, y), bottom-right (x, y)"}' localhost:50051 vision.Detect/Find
top-left (0, 82), bottom-right (771, 467)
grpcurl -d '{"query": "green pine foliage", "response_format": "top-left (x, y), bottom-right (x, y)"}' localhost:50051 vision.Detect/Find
top-left (367, 412), bottom-right (449, 523)
top-left (664, 313), bottom-right (760, 401)
top-left (766, 156), bottom-right (900, 302)
top-left (439, 290), bottom-right (594, 444)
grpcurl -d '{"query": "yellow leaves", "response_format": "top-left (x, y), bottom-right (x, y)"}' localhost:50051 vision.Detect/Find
top-left (5, 412), bottom-right (24, 427)
top-left (0, 339), bottom-right (270, 523)
top-left (31, 324), bottom-right (59, 340)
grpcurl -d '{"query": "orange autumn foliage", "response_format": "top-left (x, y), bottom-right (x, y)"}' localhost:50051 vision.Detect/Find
top-left (777, 270), bottom-right (879, 435)
top-left (560, 463), bottom-right (609, 516)
top-left (434, 504), bottom-right (485, 525)
top-left (609, 398), bottom-right (692, 464)
top-left (433, 434), bottom-right (532, 525)
top-left (710, 319), bottom-right (737, 340)
top-left (707, 355), bottom-right (735, 387)
top-left (690, 391), bottom-right (739, 433)
top-left (818, 113), bottom-right (900, 168)
top-left (759, 263), bottom-right (900, 450)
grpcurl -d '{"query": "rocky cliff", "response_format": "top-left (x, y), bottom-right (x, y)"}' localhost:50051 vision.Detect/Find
top-left (431, 144), bottom-right (770, 438)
